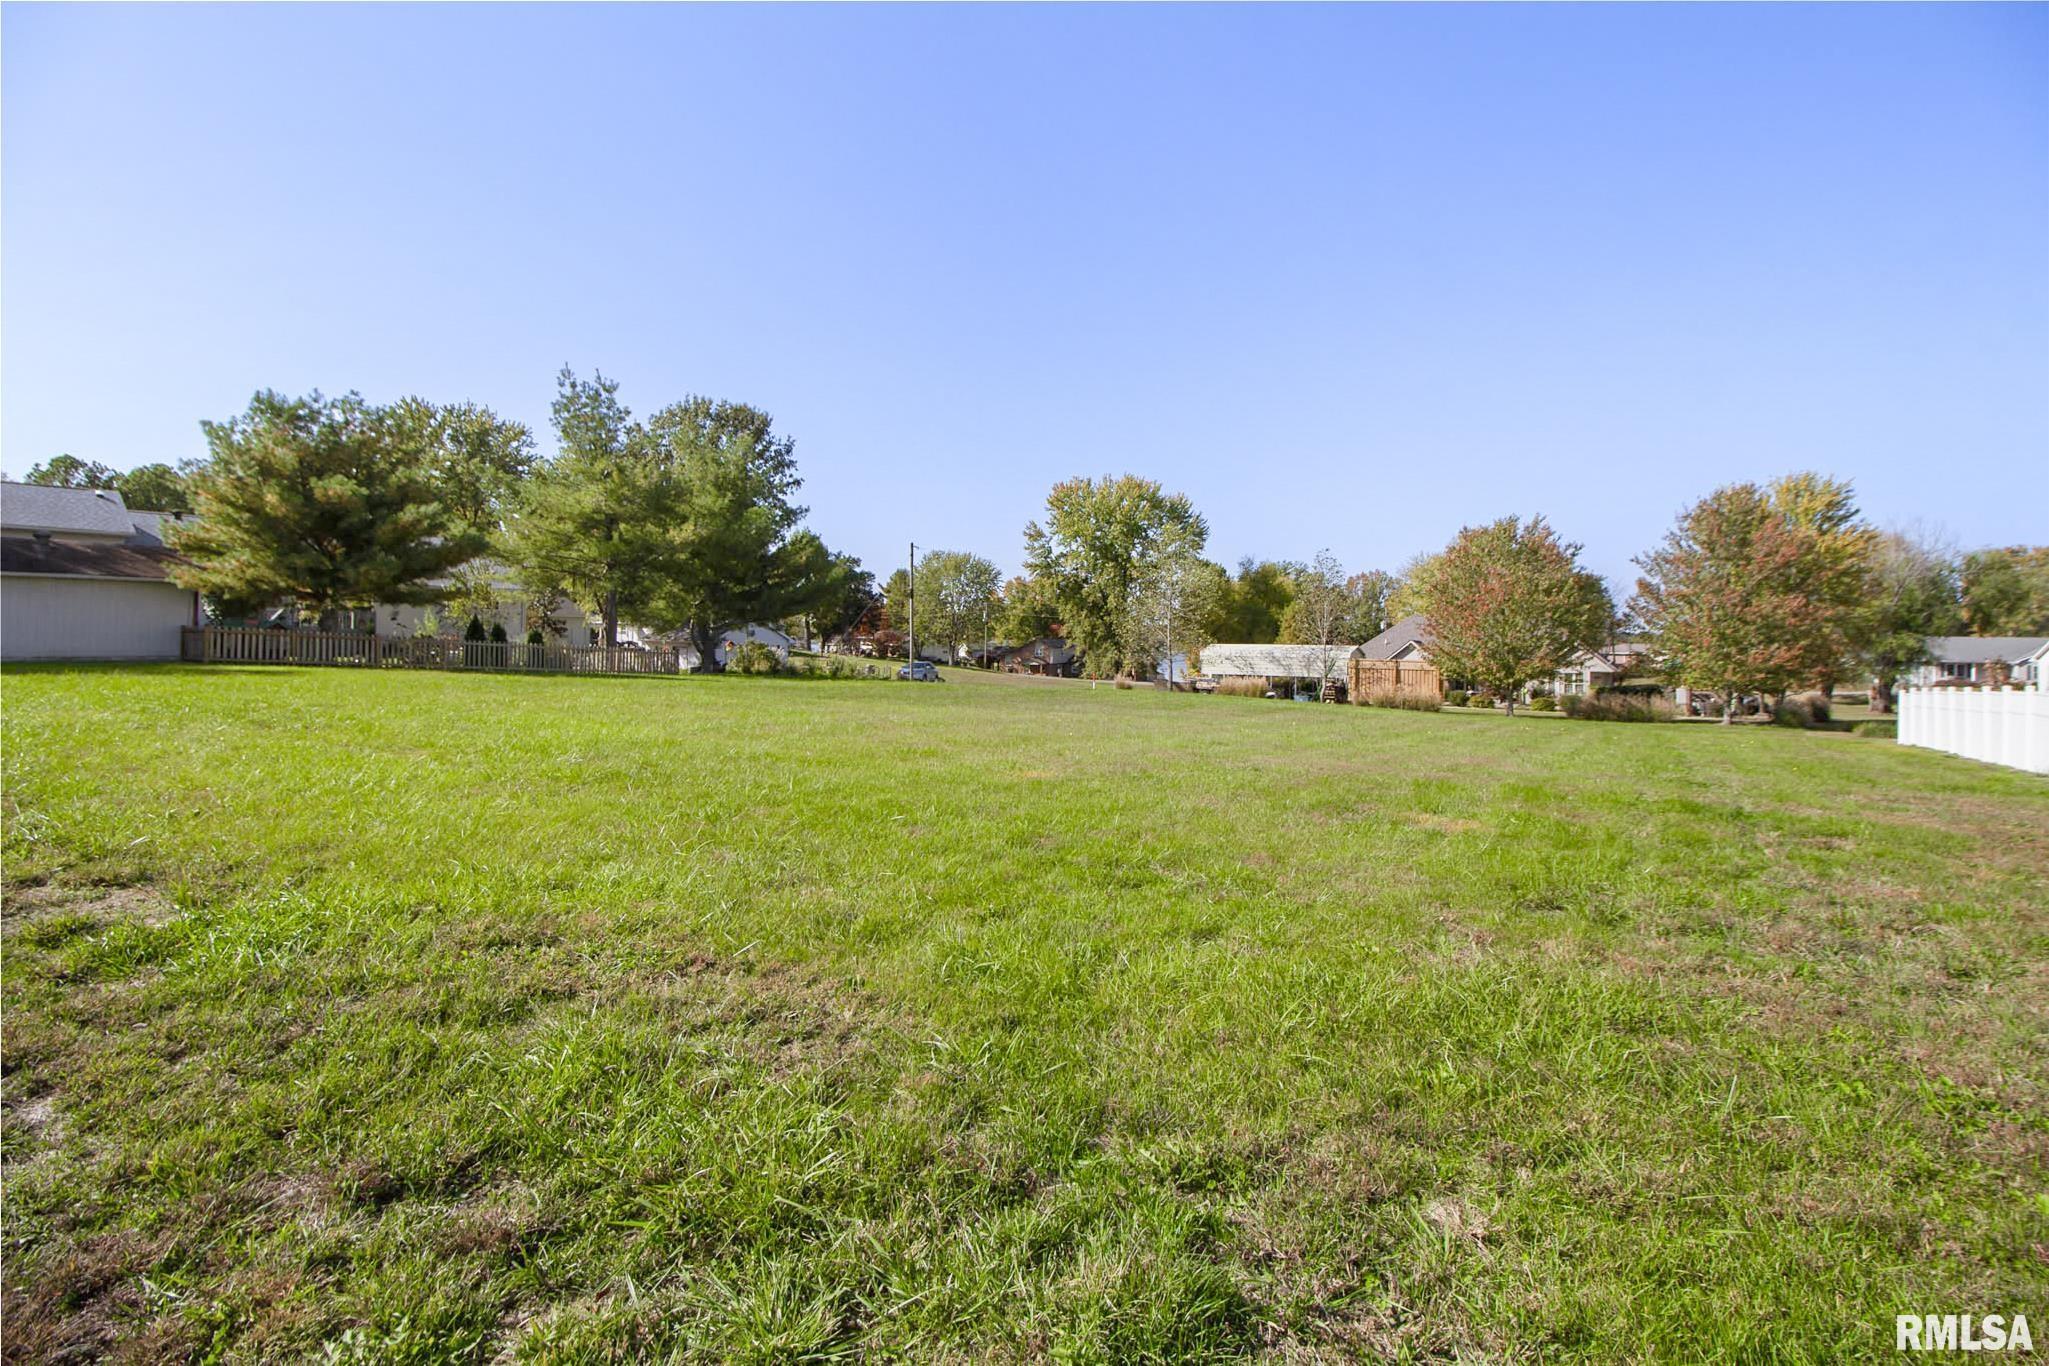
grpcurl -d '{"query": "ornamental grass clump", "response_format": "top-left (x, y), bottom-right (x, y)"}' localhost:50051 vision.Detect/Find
top-left (1563, 691), bottom-right (1675, 722)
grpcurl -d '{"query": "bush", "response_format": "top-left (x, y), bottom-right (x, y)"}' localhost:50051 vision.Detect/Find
top-left (1358, 690), bottom-right (1444, 711)
top-left (1468, 694), bottom-right (1493, 708)
top-left (1216, 677), bottom-right (1270, 698)
top-left (1773, 691), bottom-right (1833, 728)
top-left (727, 641), bottom-right (783, 675)
top-left (465, 615), bottom-right (488, 642)
top-left (1114, 676), bottom-right (1135, 690)
top-left (526, 629), bottom-right (545, 646)
top-left (1563, 692), bottom-right (1674, 723)
top-left (489, 622), bottom-right (508, 644)
top-left (1528, 695), bottom-right (1557, 712)
top-left (1445, 690), bottom-right (1468, 708)
top-left (1852, 719), bottom-right (1898, 740)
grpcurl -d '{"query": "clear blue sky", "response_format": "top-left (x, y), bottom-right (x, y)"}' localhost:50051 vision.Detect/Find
top-left (5, 3), bottom-right (2044, 592)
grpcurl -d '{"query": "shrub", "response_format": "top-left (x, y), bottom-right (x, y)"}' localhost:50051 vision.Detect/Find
top-left (1468, 694), bottom-right (1493, 708)
top-left (1216, 677), bottom-right (1270, 698)
top-left (1359, 690), bottom-right (1444, 711)
top-left (1528, 695), bottom-right (1557, 712)
top-left (1772, 691), bottom-right (1833, 728)
top-left (465, 615), bottom-right (488, 642)
top-left (526, 629), bottom-right (545, 646)
top-left (727, 641), bottom-right (783, 675)
top-left (1115, 676), bottom-right (1135, 690)
top-left (1852, 719), bottom-right (1897, 740)
top-left (1445, 690), bottom-right (1468, 708)
top-left (489, 622), bottom-right (508, 644)
top-left (1563, 692), bottom-right (1674, 722)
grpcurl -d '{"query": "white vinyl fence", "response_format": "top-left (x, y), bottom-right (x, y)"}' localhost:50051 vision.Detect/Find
top-left (1897, 684), bottom-right (2049, 775)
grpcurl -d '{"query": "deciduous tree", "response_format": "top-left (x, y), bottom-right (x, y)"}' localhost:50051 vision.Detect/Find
top-left (908, 550), bottom-right (1003, 661)
top-left (1960, 546), bottom-right (2049, 635)
top-left (1416, 516), bottom-right (1611, 716)
top-left (1121, 530), bottom-right (1226, 683)
top-left (1767, 473), bottom-right (1875, 692)
top-left (1023, 475), bottom-right (1209, 676)
top-left (1630, 484), bottom-right (1835, 722)
top-left (1858, 530), bottom-right (1962, 713)
top-left (25, 454), bottom-right (200, 513)
top-left (995, 575), bottom-right (1061, 645)
top-left (1216, 559), bottom-right (1298, 643)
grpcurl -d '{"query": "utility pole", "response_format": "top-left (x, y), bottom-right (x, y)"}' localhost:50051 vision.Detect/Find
top-left (985, 602), bottom-right (991, 671)
top-left (906, 542), bottom-right (916, 665)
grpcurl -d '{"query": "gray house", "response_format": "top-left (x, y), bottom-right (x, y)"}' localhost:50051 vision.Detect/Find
top-left (1901, 637), bottom-right (2049, 688)
top-left (0, 483), bottom-right (200, 661)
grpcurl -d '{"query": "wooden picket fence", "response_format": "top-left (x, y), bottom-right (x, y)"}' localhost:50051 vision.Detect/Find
top-left (181, 626), bottom-right (683, 676)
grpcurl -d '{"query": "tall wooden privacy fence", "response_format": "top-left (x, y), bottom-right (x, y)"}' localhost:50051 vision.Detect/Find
top-left (1348, 658), bottom-right (1443, 704)
top-left (1897, 683), bottom-right (2049, 775)
top-left (181, 627), bottom-right (684, 676)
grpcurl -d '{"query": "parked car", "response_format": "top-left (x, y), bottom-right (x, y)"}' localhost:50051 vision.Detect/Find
top-left (898, 661), bottom-right (943, 682)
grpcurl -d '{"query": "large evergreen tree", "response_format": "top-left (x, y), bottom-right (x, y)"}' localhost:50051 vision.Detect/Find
top-left (500, 370), bottom-right (673, 647)
top-left (639, 396), bottom-right (838, 670)
top-left (169, 391), bottom-right (481, 620)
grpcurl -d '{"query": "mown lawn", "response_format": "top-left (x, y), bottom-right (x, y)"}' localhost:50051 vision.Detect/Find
top-left (2, 664), bottom-right (2044, 1362)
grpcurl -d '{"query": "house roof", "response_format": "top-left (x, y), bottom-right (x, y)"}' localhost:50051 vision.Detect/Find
top-left (1924, 635), bottom-right (2049, 665)
top-left (1357, 614), bottom-right (1431, 661)
top-left (125, 510), bottom-right (197, 547)
top-left (0, 536), bottom-right (184, 582)
top-left (1009, 636), bottom-right (1076, 663)
top-left (1199, 643), bottom-right (1360, 677)
top-left (0, 482), bottom-right (140, 538)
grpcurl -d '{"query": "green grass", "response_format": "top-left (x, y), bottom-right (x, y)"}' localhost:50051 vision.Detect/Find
top-left (3, 664), bottom-right (2045, 1361)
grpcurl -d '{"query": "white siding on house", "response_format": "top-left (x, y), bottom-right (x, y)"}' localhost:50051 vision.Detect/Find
top-left (1, 576), bottom-right (197, 660)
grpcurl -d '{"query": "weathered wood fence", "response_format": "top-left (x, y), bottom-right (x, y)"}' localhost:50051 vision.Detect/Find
top-left (181, 627), bottom-right (683, 676)
top-left (1348, 658), bottom-right (1443, 704)
top-left (1898, 683), bottom-right (2049, 775)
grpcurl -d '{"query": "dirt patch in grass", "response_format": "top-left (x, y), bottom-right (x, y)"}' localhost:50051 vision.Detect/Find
top-left (2, 881), bottom-right (180, 931)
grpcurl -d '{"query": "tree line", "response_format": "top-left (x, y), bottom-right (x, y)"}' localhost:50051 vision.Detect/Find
top-left (32, 373), bottom-right (871, 670)
top-left (22, 403), bottom-right (2047, 693)
top-left (976, 472), bottom-right (2046, 718)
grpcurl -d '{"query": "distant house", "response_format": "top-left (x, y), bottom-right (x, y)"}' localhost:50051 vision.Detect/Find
top-left (1002, 636), bottom-right (1080, 677)
top-left (1357, 614), bottom-right (1432, 663)
top-left (689, 623), bottom-right (793, 669)
top-left (1199, 643), bottom-right (1362, 699)
top-left (1901, 637), bottom-right (2049, 688)
top-left (0, 482), bottom-right (202, 661)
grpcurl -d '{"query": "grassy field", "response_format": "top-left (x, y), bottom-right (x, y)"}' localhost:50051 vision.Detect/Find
top-left (3, 664), bottom-right (2044, 1362)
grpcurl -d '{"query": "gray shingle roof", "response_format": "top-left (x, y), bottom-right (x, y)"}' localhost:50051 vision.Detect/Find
top-left (1925, 636), bottom-right (2049, 665)
top-left (1198, 643), bottom-right (1359, 677)
top-left (0, 537), bottom-right (183, 582)
top-left (0, 482), bottom-right (137, 537)
top-left (1357, 614), bottom-right (1432, 661)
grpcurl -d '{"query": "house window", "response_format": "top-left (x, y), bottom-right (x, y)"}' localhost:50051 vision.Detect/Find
top-left (1938, 662), bottom-right (1976, 681)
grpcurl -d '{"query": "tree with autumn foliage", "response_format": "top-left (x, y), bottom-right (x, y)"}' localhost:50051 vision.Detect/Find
top-left (1631, 482), bottom-right (1851, 722)
top-left (1413, 516), bottom-right (1612, 716)
top-left (1765, 473), bottom-right (1876, 693)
